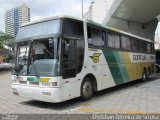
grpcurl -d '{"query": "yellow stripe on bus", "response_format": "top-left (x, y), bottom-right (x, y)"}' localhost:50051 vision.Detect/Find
top-left (40, 78), bottom-right (50, 82)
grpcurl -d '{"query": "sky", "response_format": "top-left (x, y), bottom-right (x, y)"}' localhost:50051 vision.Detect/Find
top-left (0, 0), bottom-right (160, 37)
top-left (0, 0), bottom-right (93, 32)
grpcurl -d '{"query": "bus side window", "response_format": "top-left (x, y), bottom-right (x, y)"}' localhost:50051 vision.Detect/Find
top-left (87, 26), bottom-right (104, 46)
top-left (102, 30), bottom-right (106, 46)
top-left (92, 28), bottom-right (102, 46)
top-left (147, 43), bottom-right (151, 53)
top-left (87, 26), bottom-right (92, 45)
top-left (152, 44), bottom-right (155, 53)
top-left (114, 34), bottom-right (120, 48)
top-left (131, 38), bottom-right (137, 50)
top-left (141, 41), bottom-right (147, 52)
top-left (108, 33), bottom-right (120, 49)
top-left (108, 33), bottom-right (114, 48)
top-left (121, 36), bottom-right (131, 50)
top-left (137, 39), bottom-right (140, 51)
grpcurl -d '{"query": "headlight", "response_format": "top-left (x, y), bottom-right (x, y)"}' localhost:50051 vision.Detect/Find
top-left (50, 82), bottom-right (58, 87)
top-left (41, 82), bottom-right (50, 87)
top-left (41, 82), bottom-right (58, 87)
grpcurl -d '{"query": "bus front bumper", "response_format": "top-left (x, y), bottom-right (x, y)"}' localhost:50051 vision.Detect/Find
top-left (12, 85), bottom-right (62, 103)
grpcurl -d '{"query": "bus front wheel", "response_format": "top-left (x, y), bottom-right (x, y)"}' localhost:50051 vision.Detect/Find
top-left (80, 78), bottom-right (93, 101)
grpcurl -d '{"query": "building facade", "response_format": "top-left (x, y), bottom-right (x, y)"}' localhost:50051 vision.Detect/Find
top-left (5, 3), bottom-right (30, 37)
top-left (84, 0), bottom-right (114, 23)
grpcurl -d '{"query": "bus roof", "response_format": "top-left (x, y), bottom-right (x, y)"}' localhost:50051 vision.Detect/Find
top-left (21, 15), bottom-right (83, 27)
top-left (21, 15), bottom-right (154, 43)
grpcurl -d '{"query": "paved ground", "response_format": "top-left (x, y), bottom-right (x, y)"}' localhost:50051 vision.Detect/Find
top-left (0, 71), bottom-right (160, 115)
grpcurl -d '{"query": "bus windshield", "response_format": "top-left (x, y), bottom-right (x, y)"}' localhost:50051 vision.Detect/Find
top-left (16, 19), bottom-right (61, 42)
top-left (13, 38), bottom-right (61, 77)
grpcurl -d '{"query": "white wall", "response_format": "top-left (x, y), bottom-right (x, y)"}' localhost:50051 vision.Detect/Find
top-left (84, 0), bottom-right (113, 23)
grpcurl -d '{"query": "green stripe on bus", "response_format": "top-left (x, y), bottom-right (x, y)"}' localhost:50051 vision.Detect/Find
top-left (102, 50), bottom-right (129, 85)
top-left (27, 77), bottom-right (39, 82)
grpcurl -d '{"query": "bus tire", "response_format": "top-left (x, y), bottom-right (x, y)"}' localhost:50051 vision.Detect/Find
top-left (80, 77), bottom-right (93, 101)
top-left (155, 65), bottom-right (160, 73)
top-left (142, 70), bottom-right (147, 82)
top-left (147, 68), bottom-right (151, 78)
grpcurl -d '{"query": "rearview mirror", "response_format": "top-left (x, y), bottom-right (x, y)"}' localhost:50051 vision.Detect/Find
top-left (49, 39), bottom-right (54, 47)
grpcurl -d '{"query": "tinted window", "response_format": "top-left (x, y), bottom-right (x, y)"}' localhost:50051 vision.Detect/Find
top-left (87, 26), bottom-right (92, 45)
top-left (131, 38), bottom-right (137, 50)
top-left (141, 41), bottom-right (147, 52)
top-left (137, 40), bottom-right (140, 51)
top-left (121, 36), bottom-right (131, 50)
top-left (102, 31), bottom-right (106, 46)
top-left (121, 36), bottom-right (127, 48)
top-left (126, 37), bottom-right (131, 49)
top-left (87, 25), bottom-right (104, 46)
top-left (92, 28), bottom-right (102, 46)
top-left (147, 43), bottom-right (151, 53)
top-left (108, 33), bottom-right (120, 48)
top-left (108, 33), bottom-right (114, 48)
top-left (151, 44), bottom-right (155, 53)
top-left (63, 19), bottom-right (84, 39)
top-left (115, 35), bottom-right (120, 48)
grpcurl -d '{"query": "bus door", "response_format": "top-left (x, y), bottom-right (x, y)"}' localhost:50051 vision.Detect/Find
top-left (62, 39), bottom-right (77, 100)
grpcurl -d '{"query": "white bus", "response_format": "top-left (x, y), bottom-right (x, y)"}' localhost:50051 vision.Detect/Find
top-left (12, 16), bottom-right (155, 103)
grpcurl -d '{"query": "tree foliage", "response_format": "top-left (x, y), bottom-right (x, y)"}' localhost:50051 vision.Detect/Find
top-left (0, 32), bottom-right (15, 49)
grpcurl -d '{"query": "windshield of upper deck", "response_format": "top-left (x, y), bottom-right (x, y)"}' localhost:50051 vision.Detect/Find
top-left (16, 19), bottom-right (61, 42)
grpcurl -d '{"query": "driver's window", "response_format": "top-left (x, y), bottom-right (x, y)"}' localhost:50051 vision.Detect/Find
top-left (63, 39), bottom-right (70, 59)
top-left (18, 45), bottom-right (29, 65)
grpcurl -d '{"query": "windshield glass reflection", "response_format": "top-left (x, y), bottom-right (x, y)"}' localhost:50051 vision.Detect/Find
top-left (13, 38), bottom-right (61, 77)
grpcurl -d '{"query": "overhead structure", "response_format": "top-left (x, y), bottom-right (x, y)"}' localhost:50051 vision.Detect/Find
top-left (103, 0), bottom-right (160, 41)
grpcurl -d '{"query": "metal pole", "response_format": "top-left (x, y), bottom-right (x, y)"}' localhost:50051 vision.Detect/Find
top-left (82, 0), bottom-right (83, 18)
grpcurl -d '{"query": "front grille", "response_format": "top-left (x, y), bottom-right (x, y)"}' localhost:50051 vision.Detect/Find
top-left (29, 82), bottom-right (39, 86)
